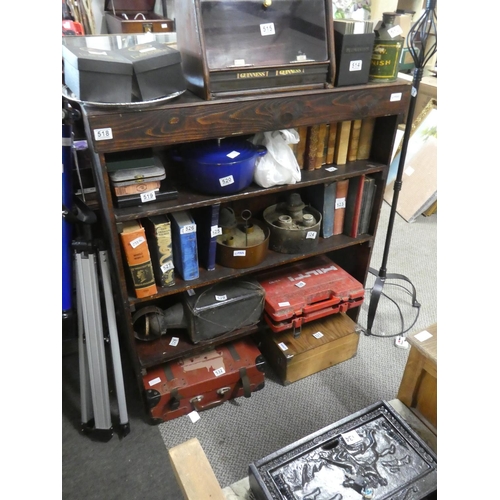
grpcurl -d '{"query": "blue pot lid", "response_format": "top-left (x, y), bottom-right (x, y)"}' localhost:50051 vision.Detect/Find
top-left (183, 139), bottom-right (260, 165)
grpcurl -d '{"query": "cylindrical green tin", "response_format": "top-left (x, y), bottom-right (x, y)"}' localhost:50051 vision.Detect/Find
top-left (369, 12), bottom-right (404, 82)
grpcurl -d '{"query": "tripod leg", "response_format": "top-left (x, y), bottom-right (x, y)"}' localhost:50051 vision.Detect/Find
top-left (98, 250), bottom-right (130, 437)
top-left (75, 252), bottom-right (113, 442)
top-left (76, 264), bottom-right (93, 430)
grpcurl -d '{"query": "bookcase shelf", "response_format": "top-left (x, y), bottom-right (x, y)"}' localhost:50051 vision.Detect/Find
top-left (78, 80), bottom-right (410, 405)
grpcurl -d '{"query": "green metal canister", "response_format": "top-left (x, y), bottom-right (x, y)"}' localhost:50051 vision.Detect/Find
top-left (369, 12), bottom-right (404, 82)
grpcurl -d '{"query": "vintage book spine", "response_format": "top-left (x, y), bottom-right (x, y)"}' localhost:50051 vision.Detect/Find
top-left (357, 117), bottom-right (376, 160)
top-left (114, 180), bottom-right (160, 197)
top-left (358, 176), bottom-right (376, 235)
top-left (194, 204), bottom-right (221, 271)
top-left (333, 121), bottom-right (352, 165)
top-left (119, 220), bottom-right (157, 299)
top-left (305, 125), bottom-right (320, 171)
top-left (315, 123), bottom-right (328, 169)
top-left (170, 210), bottom-right (200, 281)
top-left (326, 122), bottom-right (338, 164)
top-left (333, 179), bottom-right (349, 235)
top-left (347, 119), bottom-right (362, 162)
top-left (296, 126), bottom-right (308, 169)
top-left (343, 175), bottom-right (365, 238)
top-left (306, 182), bottom-right (336, 238)
top-left (144, 215), bottom-right (175, 288)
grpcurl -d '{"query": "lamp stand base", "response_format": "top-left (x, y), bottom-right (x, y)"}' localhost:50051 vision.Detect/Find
top-left (364, 267), bottom-right (420, 336)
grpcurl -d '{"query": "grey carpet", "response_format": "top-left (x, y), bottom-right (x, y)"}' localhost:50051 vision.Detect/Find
top-left (158, 200), bottom-right (437, 488)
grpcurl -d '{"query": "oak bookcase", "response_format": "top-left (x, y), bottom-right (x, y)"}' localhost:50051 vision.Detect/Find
top-left (78, 81), bottom-right (410, 414)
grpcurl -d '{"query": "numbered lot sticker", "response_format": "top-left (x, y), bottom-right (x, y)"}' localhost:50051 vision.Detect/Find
top-left (335, 197), bottom-right (346, 209)
top-left (148, 377), bottom-right (161, 386)
top-left (219, 175), bottom-right (235, 187)
top-left (169, 337), bottom-right (179, 347)
top-left (215, 295), bottom-right (227, 302)
top-left (140, 190), bottom-right (156, 203)
top-left (234, 250), bottom-right (246, 256)
top-left (213, 367), bottom-right (226, 377)
top-left (278, 301), bottom-right (290, 307)
top-left (349, 60), bottom-right (362, 72)
top-left (211, 225), bottom-right (222, 238)
top-left (278, 342), bottom-right (288, 351)
top-left (180, 223), bottom-right (196, 235)
top-left (306, 231), bottom-right (317, 239)
top-left (130, 236), bottom-right (145, 249)
top-left (94, 128), bottom-right (113, 141)
top-left (342, 430), bottom-right (362, 445)
top-left (260, 23), bottom-right (275, 36)
top-left (312, 331), bottom-right (324, 339)
top-left (161, 261), bottom-right (174, 273)
top-left (295, 281), bottom-right (306, 288)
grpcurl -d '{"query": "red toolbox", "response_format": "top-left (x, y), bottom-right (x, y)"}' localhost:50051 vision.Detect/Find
top-left (142, 338), bottom-right (266, 423)
top-left (255, 255), bottom-right (365, 334)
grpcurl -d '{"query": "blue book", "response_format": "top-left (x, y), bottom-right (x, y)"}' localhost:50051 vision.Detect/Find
top-left (170, 210), bottom-right (199, 281)
top-left (306, 182), bottom-right (336, 238)
top-left (194, 203), bottom-right (221, 271)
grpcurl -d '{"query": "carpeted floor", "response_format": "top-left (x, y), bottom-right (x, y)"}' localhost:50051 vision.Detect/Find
top-left (157, 200), bottom-right (437, 488)
top-left (62, 200), bottom-right (437, 498)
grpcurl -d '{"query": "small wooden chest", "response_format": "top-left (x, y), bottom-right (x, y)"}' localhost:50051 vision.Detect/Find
top-left (105, 0), bottom-right (174, 34)
top-left (255, 312), bottom-right (360, 385)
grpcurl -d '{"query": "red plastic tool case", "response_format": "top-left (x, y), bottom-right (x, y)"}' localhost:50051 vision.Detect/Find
top-left (255, 255), bottom-right (365, 333)
top-left (142, 338), bottom-right (266, 423)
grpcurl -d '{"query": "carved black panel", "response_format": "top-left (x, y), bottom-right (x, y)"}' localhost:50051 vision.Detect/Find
top-left (249, 401), bottom-right (437, 500)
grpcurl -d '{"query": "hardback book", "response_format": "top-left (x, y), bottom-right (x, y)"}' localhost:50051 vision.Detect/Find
top-left (333, 179), bottom-right (349, 235)
top-left (315, 123), bottom-right (328, 169)
top-left (357, 117), bottom-right (376, 160)
top-left (305, 125), bottom-right (321, 171)
top-left (119, 220), bottom-right (157, 298)
top-left (143, 215), bottom-right (175, 288)
top-left (333, 121), bottom-right (351, 165)
top-left (170, 210), bottom-right (200, 281)
top-left (358, 175), bottom-right (376, 235)
top-left (325, 122), bottom-right (338, 164)
top-left (305, 182), bottom-right (336, 238)
top-left (296, 126), bottom-right (308, 169)
top-left (347, 119), bottom-right (362, 162)
top-left (343, 175), bottom-right (365, 238)
top-left (193, 203), bottom-right (221, 271)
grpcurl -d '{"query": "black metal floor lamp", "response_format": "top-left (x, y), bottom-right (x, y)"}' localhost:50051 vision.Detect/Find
top-left (365, 0), bottom-right (437, 336)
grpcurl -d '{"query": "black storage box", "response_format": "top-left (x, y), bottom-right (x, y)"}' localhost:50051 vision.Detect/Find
top-left (249, 400), bottom-right (437, 500)
top-left (62, 43), bottom-right (133, 103)
top-left (118, 41), bottom-right (186, 100)
top-left (105, 0), bottom-right (174, 34)
top-left (334, 31), bottom-right (375, 87)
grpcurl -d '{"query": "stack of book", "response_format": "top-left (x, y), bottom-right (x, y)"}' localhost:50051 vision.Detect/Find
top-left (108, 156), bottom-right (178, 208)
top-left (293, 118), bottom-right (376, 169)
top-left (120, 206), bottom-right (225, 297)
top-left (306, 174), bottom-right (377, 239)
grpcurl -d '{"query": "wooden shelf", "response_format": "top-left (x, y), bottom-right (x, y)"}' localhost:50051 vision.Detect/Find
top-left (76, 79), bottom-right (411, 408)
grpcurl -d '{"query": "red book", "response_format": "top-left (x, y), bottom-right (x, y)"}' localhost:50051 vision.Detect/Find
top-left (343, 175), bottom-right (365, 238)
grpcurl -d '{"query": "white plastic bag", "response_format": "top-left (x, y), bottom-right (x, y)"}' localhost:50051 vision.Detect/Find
top-left (251, 129), bottom-right (301, 188)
